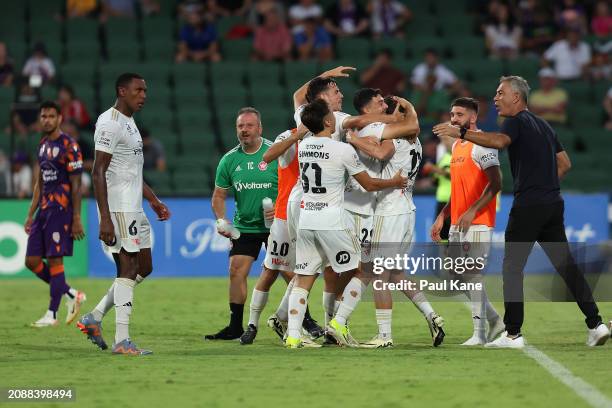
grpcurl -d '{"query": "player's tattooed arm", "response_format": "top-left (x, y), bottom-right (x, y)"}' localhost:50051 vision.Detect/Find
top-left (431, 200), bottom-right (451, 242)
top-left (24, 166), bottom-right (42, 234)
top-left (352, 170), bottom-right (407, 192)
top-left (69, 173), bottom-right (85, 240)
top-left (293, 66), bottom-right (356, 109)
top-left (143, 182), bottom-right (171, 221)
top-left (93, 150), bottom-right (115, 245)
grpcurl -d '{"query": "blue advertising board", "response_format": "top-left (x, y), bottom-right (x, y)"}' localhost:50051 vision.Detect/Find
top-left (87, 194), bottom-right (608, 278)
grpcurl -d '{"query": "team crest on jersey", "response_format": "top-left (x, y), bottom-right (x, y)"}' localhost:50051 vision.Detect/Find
top-left (52, 147), bottom-right (60, 158)
top-left (52, 232), bottom-right (61, 244)
top-left (258, 161), bottom-right (267, 171)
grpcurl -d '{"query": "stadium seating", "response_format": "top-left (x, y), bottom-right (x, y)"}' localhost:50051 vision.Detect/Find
top-left (1, 0), bottom-right (609, 196)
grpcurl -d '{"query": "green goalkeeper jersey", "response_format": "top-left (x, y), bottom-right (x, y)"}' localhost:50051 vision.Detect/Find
top-left (215, 139), bottom-right (278, 233)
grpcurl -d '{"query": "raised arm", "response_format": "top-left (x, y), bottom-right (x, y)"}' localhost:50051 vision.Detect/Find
top-left (262, 126), bottom-right (306, 164)
top-left (293, 66), bottom-right (356, 109)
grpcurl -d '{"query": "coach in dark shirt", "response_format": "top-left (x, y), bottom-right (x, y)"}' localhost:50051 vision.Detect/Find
top-left (433, 75), bottom-right (609, 348)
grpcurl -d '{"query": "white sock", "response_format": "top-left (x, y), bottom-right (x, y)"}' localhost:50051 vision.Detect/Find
top-left (92, 282), bottom-right (115, 321)
top-left (248, 289), bottom-right (269, 328)
top-left (287, 287), bottom-right (309, 339)
top-left (376, 309), bottom-right (392, 339)
top-left (483, 290), bottom-right (500, 323)
top-left (335, 278), bottom-right (364, 325)
top-left (469, 293), bottom-right (487, 339)
top-left (135, 274), bottom-right (145, 285)
top-left (67, 288), bottom-right (78, 298)
top-left (275, 278), bottom-right (295, 322)
top-left (114, 278), bottom-right (135, 344)
top-left (322, 292), bottom-right (335, 326)
top-left (410, 291), bottom-right (434, 318)
top-left (334, 300), bottom-right (340, 314)
top-left (45, 310), bottom-right (56, 320)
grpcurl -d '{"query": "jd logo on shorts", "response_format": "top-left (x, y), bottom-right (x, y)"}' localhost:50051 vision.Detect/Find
top-left (336, 251), bottom-right (350, 265)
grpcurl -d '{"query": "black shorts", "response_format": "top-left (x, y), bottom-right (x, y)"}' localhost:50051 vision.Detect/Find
top-left (229, 232), bottom-right (269, 259)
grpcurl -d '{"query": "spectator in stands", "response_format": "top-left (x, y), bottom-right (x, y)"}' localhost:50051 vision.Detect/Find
top-left (0, 42), bottom-right (14, 87)
top-left (141, 128), bottom-right (167, 172)
top-left (8, 151), bottom-right (32, 199)
top-left (101, 0), bottom-right (136, 18)
top-left (323, 0), bottom-right (369, 38)
top-left (543, 28), bottom-right (591, 80)
top-left (294, 17), bottom-right (333, 62)
top-left (360, 49), bottom-right (406, 96)
top-left (603, 87), bottom-right (612, 130)
top-left (0, 150), bottom-right (9, 196)
top-left (591, 0), bottom-right (612, 38)
top-left (22, 43), bottom-right (55, 84)
top-left (141, 0), bottom-right (161, 16)
top-left (519, 3), bottom-right (558, 56)
top-left (252, 9), bottom-right (292, 61)
top-left (66, 0), bottom-right (99, 18)
top-left (554, 0), bottom-right (587, 34)
top-left (412, 48), bottom-right (460, 94)
top-left (529, 68), bottom-right (568, 125)
top-left (176, 9), bottom-right (221, 62)
top-left (289, 0), bottom-right (323, 33)
top-left (484, 3), bottom-right (522, 59)
top-left (410, 71), bottom-right (451, 127)
top-left (243, 0), bottom-right (286, 29)
top-left (586, 49), bottom-right (611, 81)
top-left (368, 0), bottom-right (411, 38)
top-left (11, 82), bottom-right (42, 134)
top-left (57, 85), bottom-right (91, 130)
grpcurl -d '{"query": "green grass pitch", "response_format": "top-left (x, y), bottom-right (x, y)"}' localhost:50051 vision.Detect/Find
top-left (1, 278), bottom-right (610, 408)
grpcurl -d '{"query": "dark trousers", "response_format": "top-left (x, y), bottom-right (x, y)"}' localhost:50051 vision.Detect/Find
top-left (435, 201), bottom-right (451, 241)
top-left (502, 201), bottom-right (602, 335)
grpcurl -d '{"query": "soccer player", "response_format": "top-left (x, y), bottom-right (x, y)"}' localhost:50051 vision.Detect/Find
top-left (240, 125), bottom-right (324, 345)
top-left (285, 99), bottom-right (407, 348)
top-left (337, 94), bottom-right (445, 348)
top-left (430, 97), bottom-right (505, 346)
top-left (77, 73), bottom-right (171, 355)
top-left (207, 107), bottom-right (278, 341)
top-left (24, 101), bottom-right (86, 327)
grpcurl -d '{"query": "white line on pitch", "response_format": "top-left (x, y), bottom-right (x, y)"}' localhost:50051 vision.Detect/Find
top-left (522, 345), bottom-right (612, 408)
top-left (459, 301), bottom-right (611, 407)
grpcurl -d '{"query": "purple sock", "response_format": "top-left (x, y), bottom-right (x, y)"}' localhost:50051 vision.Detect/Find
top-left (33, 263), bottom-right (50, 284)
top-left (49, 273), bottom-right (70, 313)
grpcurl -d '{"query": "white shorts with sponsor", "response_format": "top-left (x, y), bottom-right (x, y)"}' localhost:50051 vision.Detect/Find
top-left (287, 200), bottom-right (300, 243)
top-left (448, 225), bottom-right (492, 261)
top-left (263, 218), bottom-right (295, 271)
top-left (371, 211), bottom-right (416, 260)
top-left (295, 228), bottom-right (360, 275)
top-left (101, 211), bottom-right (151, 253)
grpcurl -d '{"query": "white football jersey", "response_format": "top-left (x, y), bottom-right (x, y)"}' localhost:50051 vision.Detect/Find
top-left (375, 137), bottom-right (422, 216)
top-left (344, 122), bottom-right (385, 215)
top-left (290, 105), bottom-right (351, 204)
top-left (298, 137), bottom-right (365, 230)
top-left (94, 107), bottom-right (144, 212)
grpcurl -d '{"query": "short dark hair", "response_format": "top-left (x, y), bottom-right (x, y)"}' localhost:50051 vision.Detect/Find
top-left (451, 97), bottom-right (479, 115)
top-left (306, 77), bottom-right (337, 103)
top-left (377, 48), bottom-right (393, 58)
top-left (236, 106), bottom-right (262, 125)
top-left (300, 99), bottom-right (330, 134)
top-left (383, 96), bottom-right (405, 115)
top-left (39, 100), bottom-right (61, 114)
top-left (115, 73), bottom-right (143, 97)
top-left (353, 88), bottom-right (382, 114)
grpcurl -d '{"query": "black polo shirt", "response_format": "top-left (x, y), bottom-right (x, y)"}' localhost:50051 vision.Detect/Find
top-left (501, 110), bottom-right (564, 208)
